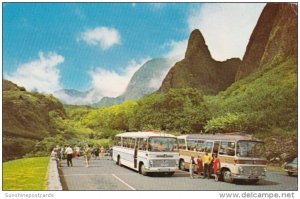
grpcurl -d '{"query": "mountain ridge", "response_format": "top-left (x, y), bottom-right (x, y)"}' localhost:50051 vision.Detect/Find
top-left (159, 29), bottom-right (241, 95)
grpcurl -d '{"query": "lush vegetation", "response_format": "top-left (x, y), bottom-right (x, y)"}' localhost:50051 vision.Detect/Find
top-left (3, 157), bottom-right (49, 190)
top-left (206, 58), bottom-right (297, 133)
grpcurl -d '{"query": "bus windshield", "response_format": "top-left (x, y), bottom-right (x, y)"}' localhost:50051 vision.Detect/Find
top-left (148, 137), bottom-right (178, 152)
top-left (237, 141), bottom-right (265, 158)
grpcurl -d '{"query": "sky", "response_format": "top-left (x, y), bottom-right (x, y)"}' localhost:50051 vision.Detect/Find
top-left (3, 2), bottom-right (266, 104)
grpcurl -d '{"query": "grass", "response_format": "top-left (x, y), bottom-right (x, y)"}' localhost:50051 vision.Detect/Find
top-left (3, 157), bottom-right (49, 190)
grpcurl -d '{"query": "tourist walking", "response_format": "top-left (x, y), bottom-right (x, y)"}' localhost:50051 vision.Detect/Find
top-left (95, 146), bottom-right (100, 160)
top-left (85, 145), bottom-right (92, 167)
top-left (203, 151), bottom-right (212, 179)
top-left (73, 146), bottom-right (78, 159)
top-left (100, 146), bottom-right (105, 159)
top-left (65, 144), bottom-right (73, 167)
top-left (189, 156), bottom-right (196, 179)
top-left (60, 147), bottom-right (65, 160)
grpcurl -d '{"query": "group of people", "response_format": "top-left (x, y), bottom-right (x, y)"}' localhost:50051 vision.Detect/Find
top-left (189, 151), bottom-right (220, 181)
top-left (51, 144), bottom-right (113, 168)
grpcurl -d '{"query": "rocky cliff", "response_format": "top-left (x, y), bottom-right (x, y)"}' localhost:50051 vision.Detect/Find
top-left (159, 29), bottom-right (241, 95)
top-left (236, 3), bottom-right (297, 80)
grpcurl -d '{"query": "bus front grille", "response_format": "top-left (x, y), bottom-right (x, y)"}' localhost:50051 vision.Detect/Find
top-left (152, 159), bottom-right (176, 167)
top-left (241, 166), bottom-right (265, 176)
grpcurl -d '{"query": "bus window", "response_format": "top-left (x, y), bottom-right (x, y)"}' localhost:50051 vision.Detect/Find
top-left (187, 140), bottom-right (197, 151)
top-left (204, 141), bottom-right (213, 153)
top-left (138, 138), bottom-right (147, 151)
top-left (114, 137), bottom-right (122, 146)
top-left (196, 140), bottom-right (205, 152)
top-left (213, 141), bottom-right (220, 154)
top-left (123, 138), bottom-right (129, 148)
top-left (128, 138), bottom-right (134, 149)
top-left (149, 137), bottom-right (177, 152)
top-left (178, 139), bottom-right (186, 150)
top-left (219, 141), bottom-right (235, 156)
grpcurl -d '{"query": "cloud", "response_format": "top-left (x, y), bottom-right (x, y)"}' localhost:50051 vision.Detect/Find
top-left (89, 58), bottom-right (150, 98)
top-left (188, 3), bottom-right (266, 61)
top-left (80, 27), bottom-right (121, 50)
top-left (5, 52), bottom-right (64, 93)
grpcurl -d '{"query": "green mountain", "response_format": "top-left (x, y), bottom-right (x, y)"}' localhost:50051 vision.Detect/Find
top-left (159, 29), bottom-right (242, 95)
top-left (92, 58), bottom-right (173, 107)
top-left (205, 3), bottom-right (297, 160)
top-left (3, 80), bottom-right (66, 161)
top-left (236, 3), bottom-right (297, 80)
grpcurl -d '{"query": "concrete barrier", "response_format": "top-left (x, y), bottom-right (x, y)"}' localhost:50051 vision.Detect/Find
top-left (47, 158), bottom-right (63, 190)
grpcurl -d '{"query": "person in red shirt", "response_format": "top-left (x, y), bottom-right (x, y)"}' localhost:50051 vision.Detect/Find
top-left (197, 155), bottom-right (203, 178)
top-left (213, 153), bottom-right (220, 181)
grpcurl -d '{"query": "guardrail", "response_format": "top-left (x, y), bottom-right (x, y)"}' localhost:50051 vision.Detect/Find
top-left (47, 157), bottom-right (63, 190)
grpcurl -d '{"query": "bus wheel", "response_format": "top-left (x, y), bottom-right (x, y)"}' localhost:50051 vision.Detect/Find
top-left (222, 169), bottom-right (233, 183)
top-left (117, 155), bottom-right (121, 166)
top-left (139, 163), bottom-right (147, 176)
top-left (179, 159), bottom-right (185, 171)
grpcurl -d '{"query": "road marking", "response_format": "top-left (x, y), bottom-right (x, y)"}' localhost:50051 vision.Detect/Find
top-left (112, 174), bottom-right (136, 190)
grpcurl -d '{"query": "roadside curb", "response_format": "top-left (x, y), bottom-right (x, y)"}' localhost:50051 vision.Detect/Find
top-left (47, 158), bottom-right (63, 190)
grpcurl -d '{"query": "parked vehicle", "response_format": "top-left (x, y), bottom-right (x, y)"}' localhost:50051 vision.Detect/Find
top-left (178, 133), bottom-right (268, 183)
top-left (113, 131), bottom-right (179, 176)
top-left (284, 157), bottom-right (298, 176)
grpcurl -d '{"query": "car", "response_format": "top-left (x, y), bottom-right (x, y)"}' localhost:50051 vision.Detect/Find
top-left (284, 157), bottom-right (298, 176)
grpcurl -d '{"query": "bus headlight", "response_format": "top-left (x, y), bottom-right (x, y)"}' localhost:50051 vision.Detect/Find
top-left (238, 166), bottom-right (244, 174)
top-left (262, 167), bottom-right (267, 175)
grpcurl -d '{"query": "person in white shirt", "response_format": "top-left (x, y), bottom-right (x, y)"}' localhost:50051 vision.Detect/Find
top-left (65, 145), bottom-right (73, 167)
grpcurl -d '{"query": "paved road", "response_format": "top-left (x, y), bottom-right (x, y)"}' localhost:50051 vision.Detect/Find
top-left (59, 158), bottom-right (298, 191)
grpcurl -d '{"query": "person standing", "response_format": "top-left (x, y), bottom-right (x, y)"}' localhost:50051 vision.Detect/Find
top-left (203, 151), bottom-right (212, 179)
top-left (95, 146), bottom-right (100, 160)
top-left (73, 146), bottom-right (78, 159)
top-left (85, 145), bottom-right (92, 167)
top-left (51, 148), bottom-right (57, 161)
top-left (65, 145), bottom-right (73, 167)
top-left (196, 155), bottom-right (203, 177)
top-left (189, 156), bottom-right (196, 179)
top-left (212, 153), bottom-right (220, 181)
top-left (60, 147), bottom-right (65, 160)
top-left (100, 146), bottom-right (105, 159)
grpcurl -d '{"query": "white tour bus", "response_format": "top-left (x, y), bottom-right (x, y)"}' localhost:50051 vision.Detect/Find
top-left (178, 133), bottom-right (268, 183)
top-left (113, 131), bottom-right (179, 176)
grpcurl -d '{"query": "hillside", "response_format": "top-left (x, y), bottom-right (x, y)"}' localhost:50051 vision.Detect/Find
top-left (159, 29), bottom-right (242, 95)
top-left (93, 58), bottom-right (173, 107)
top-left (3, 80), bottom-right (67, 161)
top-left (236, 3), bottom-right (297, 80)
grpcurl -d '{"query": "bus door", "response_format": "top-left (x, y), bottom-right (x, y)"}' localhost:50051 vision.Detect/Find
top-left (213, 141), bottom-right (220, 154)
top-left (134, 138), bottom-right (138, 168)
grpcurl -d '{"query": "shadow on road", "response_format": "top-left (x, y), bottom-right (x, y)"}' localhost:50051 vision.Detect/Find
top-left (235, 179), bottom-right (279, 186)
top-left (58, 167), bottom-right (69, 191)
